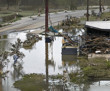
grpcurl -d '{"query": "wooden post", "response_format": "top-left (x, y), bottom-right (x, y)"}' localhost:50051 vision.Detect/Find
top-left (87, 0), bottom-right (89, 21)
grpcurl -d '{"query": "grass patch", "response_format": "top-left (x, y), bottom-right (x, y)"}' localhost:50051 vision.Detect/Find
top-left (80, 16), bottom-right (100, 21)
top-left (77, 6), bottom-right (86, 10)
top-left (49, 75), bottom-right (63, 79)
top-left (14, 73), bottom-right (64, 91)
top-left (0, 11), bottom-right (15, 17)
top-left (80, 12), bottom-right (110, 21)
top-left (101, 12), bottom-right (110, 19)
top-left (18, 11), bottom-right (38, 17)
top-left (14, 74), bottom-right (48, 91)
top-left (69, 57), bottom-right (110, 84)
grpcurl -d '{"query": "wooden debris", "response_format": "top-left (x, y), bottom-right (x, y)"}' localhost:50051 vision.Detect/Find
top-left (81, 35), bottom-right (110, 55)
top-left (61, 17), bottom-right (80, 28)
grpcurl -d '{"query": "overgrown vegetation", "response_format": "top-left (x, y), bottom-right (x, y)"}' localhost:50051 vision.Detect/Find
top-left (0, 13), bottom-right (22, 27)
top-left (0, 0), bottom-right (110, 10)
top-left (14, 74), bottom-right (48, 91)
top-left (14, 73), bottom-right (64, 91)
top-left (81, 11), bottom-right (110, 21)
top-left (69, 57), bottom-right (110, 85)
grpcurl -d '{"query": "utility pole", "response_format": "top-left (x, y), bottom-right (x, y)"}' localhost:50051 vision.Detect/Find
top-left (45, 0), bottom-right (49, 87)
top-left (45, 0), bottom-right (49, 33)
top-left (99, 0), bottom-right (102, 13)
top-left (87, 0), bottom-right (89, 21)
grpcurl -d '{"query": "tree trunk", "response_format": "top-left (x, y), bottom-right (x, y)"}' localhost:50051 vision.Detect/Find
top-left (16, 0), bottom-right (21, 10)
top-left (6, 0), bottom-right (9, 10)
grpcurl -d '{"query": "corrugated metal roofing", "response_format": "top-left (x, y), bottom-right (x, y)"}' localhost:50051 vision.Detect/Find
top-left (86, 21), bottom-right (110, 30)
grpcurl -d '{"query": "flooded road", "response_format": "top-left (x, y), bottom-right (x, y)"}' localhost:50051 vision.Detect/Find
top-left (0, 30), bottom-right (110, 91)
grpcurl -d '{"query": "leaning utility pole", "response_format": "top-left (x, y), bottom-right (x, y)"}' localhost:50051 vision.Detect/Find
top-left (99, 0), bottom-right (102, 13)
top-left (87, 0), bottom-right (89, 21)
top-left (45, 0), bottom-right (49, 33)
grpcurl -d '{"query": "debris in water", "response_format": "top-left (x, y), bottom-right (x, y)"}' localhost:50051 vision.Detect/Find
top-left (23, 33), bottom-right (42, 49)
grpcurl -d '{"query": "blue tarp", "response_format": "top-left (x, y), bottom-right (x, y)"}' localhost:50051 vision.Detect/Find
top-left (13, 54), bottom-right (19, 64)
top-left (49, 26), bottom-right (58, 33)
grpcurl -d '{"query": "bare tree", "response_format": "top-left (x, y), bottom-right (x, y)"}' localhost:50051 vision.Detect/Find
top-left (16, 0), bottom-right (21, 10)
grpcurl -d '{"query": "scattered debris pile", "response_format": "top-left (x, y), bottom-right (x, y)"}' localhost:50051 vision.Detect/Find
top-left (62, 35), bottom-right (78, 46)
top-left (23, 33), bottom-right (42, 49)
top-left (81, 36), bottom-right (110, 55)
top-left (60, 16), bottom-right (82, 30)
top-left (61, 16), bottom-right (80, 26)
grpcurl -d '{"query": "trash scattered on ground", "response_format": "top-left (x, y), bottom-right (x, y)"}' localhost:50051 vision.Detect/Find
top-left (81, 35), bottom-right (110, 55)
top-left (60, 16), bottom-right (83, 30)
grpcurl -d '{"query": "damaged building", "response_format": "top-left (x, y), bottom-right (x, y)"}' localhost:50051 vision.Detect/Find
top-left (86, 21), bottom-right (110, 36)
top-left (81, 21), bottom-right (110, 56)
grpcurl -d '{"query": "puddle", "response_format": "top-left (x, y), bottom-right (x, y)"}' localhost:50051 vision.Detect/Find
top-left (0, 31), bottom-right (64, 91)
top-left (89, 81), bottom-right (110, 91)
top-left (0, 29), bottom-right (110, 91)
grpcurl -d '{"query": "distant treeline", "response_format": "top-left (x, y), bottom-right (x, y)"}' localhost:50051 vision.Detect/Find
top-left (0, 0), bottom-right (110, 10)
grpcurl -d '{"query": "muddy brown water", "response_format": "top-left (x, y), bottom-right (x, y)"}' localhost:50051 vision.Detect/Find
top-left (0, 30), bottom-right (110, 91)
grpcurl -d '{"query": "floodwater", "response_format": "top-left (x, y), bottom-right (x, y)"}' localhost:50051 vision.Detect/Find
top-left (0, 30), bottom-right (110, 91)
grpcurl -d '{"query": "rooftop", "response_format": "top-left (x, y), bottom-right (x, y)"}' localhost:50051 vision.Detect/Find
top-left (85, 21), bottom-right (110, 31)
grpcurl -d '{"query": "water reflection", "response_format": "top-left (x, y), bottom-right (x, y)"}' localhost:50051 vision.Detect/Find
top-left (11, 62), bottom-right (24, 81)
top-left (45, 41), bottom-right (49, 88)
top-left (0, 32), bottom-right (26, 91)
top-left (0, 31), bottom-right (110, 91)
top-left (88, 81), bottom-right (110, 91)
top-left (0, 32), bottom-right (63, 91)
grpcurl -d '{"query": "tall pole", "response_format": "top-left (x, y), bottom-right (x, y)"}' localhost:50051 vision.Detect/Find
top-left (45, 0), bottom-right (49, 33)
top-left (99, 0), bottom-right (102, 13)
top-left (45, 43), bottom-right (49, 85)
top-left (45, 0), bottom-right (49, 87)
top-left (87, 0), bottom-right (89, 21)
